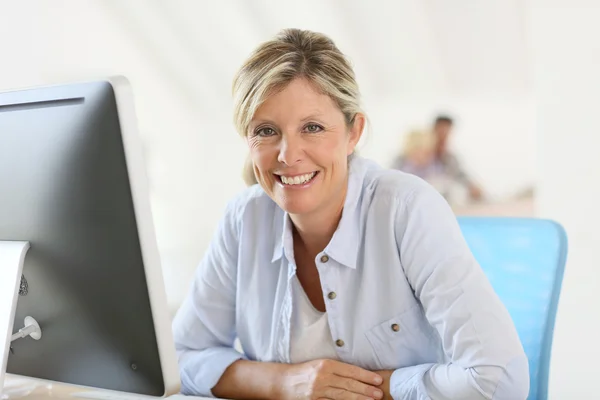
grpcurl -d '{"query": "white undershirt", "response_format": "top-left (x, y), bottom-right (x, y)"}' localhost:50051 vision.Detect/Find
top-left (289, 276), bottom-right (339, 364)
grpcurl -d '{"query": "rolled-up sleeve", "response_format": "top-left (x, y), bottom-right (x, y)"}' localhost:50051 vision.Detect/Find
top-left (172, 200), bottom-right (245, 397)
top-left (391, 184), bottom-right (530, 400)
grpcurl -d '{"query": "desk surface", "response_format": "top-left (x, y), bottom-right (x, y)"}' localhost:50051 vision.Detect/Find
top-left (1, 376), bottom-right (216, 399)
top-left (452, 197), bottom-right (534, 217)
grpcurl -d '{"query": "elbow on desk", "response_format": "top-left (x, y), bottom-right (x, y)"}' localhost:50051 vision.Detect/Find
top-left (471, 355), bottom-right (530, 400)
top-left (174, 349), bottom-right (196, 395)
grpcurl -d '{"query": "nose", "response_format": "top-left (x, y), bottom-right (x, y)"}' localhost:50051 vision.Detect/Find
top-left (277, 134), bottom-right (303, 166)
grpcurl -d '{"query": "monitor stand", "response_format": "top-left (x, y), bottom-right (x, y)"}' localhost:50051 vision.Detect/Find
top-left (0, 241), bottom-right (30, 398)
top-left (0, 242), bottom-right (193, 399)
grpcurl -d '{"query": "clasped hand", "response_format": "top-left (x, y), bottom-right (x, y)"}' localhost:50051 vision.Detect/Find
top-left (278, 359), bottom-right (392, 400)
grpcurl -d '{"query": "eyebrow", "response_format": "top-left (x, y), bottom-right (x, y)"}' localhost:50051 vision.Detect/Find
top-left (299, 113), bottom-right (327, 123)
top-left (250, 113), bottom-right (328, 127)
top-left (248, 119), bottom-right (276, 130)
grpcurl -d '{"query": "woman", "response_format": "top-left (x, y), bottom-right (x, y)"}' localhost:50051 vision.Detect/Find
top-left (392, 130), bottom-right (456, 204)
top-left (172, 29), bottom-right (528, 400)
top-left (391, 129), bottom-right (437, 178)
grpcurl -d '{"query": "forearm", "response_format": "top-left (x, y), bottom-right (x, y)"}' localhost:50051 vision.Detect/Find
top-left (212, 359), bottom-right (288, 400)
top-left (391, 363), bottom-right (481, 400)
top-left (390, 355), bottom-right (529, 400)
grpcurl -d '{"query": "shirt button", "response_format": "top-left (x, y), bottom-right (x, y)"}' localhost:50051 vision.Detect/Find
top-left (391, 323), bottom-right (400, 332)
top-left (335, 339), bottom-right (345, 347)
top-left (320, 254), bottom-right (329, 263)
top-left (327, 291), bottom-right (337, 300)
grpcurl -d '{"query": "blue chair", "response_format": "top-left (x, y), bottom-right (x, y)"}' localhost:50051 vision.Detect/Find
top-left (457, 217), bottom-right (567, 400)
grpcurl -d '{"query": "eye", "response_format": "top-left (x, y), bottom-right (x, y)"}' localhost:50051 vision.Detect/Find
top-left (304, 124), bottom-right (323, 133)
top-left (255, 126), bottom-right (276, 137)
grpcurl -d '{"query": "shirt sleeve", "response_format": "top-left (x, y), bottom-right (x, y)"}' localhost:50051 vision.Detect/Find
top-left (171, 199), bottom-right (245, 397)
top-left (391, 183), bottom-right (530, 400)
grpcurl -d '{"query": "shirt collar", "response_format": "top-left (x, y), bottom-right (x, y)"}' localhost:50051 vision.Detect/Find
top-left (271, 155), bottom-right (368, 269)
top-left (271, 211), bottom-right (294, 263)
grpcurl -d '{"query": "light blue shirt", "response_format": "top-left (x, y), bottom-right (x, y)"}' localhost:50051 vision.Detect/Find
top-left (172, 156), bottom-right (529, 400)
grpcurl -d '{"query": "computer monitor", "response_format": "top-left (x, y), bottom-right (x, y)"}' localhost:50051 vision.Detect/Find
top-left (0, 78), bottom-right (180, 397)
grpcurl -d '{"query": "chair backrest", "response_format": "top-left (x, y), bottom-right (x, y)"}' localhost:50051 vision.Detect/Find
top-left (457, 217), bottom-right (567, 400)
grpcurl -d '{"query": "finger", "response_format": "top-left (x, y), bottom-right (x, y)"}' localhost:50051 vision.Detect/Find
top-left (321, 386), bottom-right (376, 400)
top-left (329, 376), bottom-right (383, 399)
top-left (329, 361), bottom-right (383, 386)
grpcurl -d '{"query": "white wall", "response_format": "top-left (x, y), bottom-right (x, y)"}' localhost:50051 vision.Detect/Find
top-left (529, 2), bottom-right (600, 398)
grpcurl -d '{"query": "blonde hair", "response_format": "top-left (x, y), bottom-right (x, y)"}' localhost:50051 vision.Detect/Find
top-left (232, 28), bottom-right (366, 186)
top-left (402, 129), bottom-right (435, 158)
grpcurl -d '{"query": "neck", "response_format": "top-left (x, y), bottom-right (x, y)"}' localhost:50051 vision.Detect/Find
top-left (290, 183), bottom-right (347, 256)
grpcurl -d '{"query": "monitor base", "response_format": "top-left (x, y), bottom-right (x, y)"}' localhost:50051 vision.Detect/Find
top-left (0, 241), bottom-right (31, 398)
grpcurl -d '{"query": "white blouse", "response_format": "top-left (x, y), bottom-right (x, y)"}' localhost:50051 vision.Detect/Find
top-left (289, 276), bottom-right (339, 364)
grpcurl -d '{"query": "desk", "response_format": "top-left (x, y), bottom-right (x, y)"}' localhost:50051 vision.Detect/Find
top-left (1, 376), bottom-right (216, 399)
top-left (453, 197), bottom-right (534, 217)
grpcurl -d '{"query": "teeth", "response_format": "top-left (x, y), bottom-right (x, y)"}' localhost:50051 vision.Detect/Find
top-left (281, 172), bottom-right (316, 185)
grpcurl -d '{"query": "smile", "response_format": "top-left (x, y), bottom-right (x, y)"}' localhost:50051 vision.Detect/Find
top-left (276, 171), bottom-right (319, 186)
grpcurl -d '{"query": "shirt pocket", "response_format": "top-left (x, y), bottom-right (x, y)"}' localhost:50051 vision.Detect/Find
top-left (365, 305), bottom-right (440, 370)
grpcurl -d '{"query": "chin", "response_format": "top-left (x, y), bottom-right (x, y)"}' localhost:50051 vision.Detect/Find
top-left (276, 196), bottom-right (318, 215)
top-left (270, 177), bottom-right (322, 215)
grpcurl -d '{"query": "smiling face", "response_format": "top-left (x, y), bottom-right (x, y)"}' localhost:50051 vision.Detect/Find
top-left (247, 78), bottom-right (364, 217)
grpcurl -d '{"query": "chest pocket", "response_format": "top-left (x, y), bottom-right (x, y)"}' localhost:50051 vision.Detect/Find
top-left (365, 305), bottom-right (441, 370)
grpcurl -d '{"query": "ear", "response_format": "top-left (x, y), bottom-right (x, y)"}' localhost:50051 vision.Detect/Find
top-left (347, 113), bottom-right (365, 155)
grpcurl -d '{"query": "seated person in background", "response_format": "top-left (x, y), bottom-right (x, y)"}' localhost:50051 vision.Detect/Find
top-left (430, 115), bottom-right (483, 201)
top-left (393, 118), bottom-right (484, 204)
top-left (172, 28), bottom-right (529, 400)
top-left (392, 129), bottom-right (474, 205)
top-left (391, 130), bottom-right (454, 199)
top-left (391, 129), bottom-right (436, 177)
